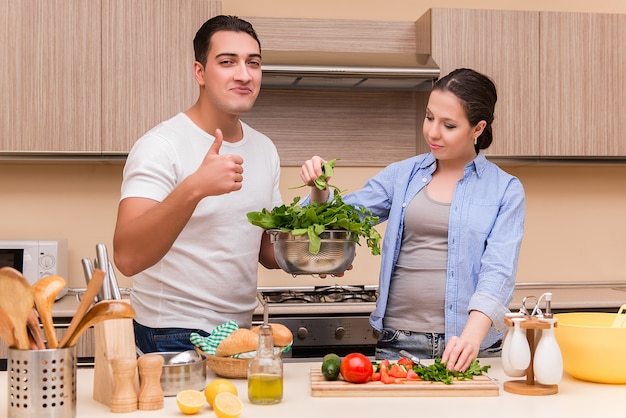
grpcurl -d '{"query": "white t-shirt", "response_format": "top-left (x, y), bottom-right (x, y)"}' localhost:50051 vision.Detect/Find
top-left (120, 112), bottom-right (282, 332)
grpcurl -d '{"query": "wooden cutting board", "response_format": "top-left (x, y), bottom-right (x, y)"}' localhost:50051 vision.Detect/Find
top-left (310, 367), bottom-right (499, 397)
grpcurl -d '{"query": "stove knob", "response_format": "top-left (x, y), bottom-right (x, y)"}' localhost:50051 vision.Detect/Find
top-left (297, 326), bottom-right (308, 340)
top-left (335, 326), bottom-right (345, 339)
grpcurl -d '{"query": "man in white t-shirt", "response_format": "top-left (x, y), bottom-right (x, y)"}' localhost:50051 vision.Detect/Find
top-left (113, 15), bottom-right (282, 353)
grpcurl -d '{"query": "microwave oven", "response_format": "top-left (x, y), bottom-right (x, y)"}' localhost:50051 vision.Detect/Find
top-left (0, 239), bottom-right (69, 300)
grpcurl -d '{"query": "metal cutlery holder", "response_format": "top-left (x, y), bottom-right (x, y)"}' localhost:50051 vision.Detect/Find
top-left (6, 346), bottom-right (77, 418)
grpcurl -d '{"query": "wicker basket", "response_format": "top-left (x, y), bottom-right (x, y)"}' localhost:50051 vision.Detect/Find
top-left (205, 355), bottom-right (250, 379)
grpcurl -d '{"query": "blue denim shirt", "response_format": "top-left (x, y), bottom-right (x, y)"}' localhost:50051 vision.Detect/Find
top-left (337, 153), bottom-right (525, 350)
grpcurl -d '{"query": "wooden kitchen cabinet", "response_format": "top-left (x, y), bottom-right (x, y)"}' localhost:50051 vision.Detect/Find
top-left (419, 8), bottom-right (626, 158)
top-left (0, 0), bottom-right (101, 153)
top-left (100, 0), bottom-right (220, 153)
top-left (416, 9), bottom-right (541, 157)
top-left (242, 17), bottom-right (425, 166)
top-left (540, 12), bottom-right (626, 156)
top-left (0, 0), bottom-right (220, 155)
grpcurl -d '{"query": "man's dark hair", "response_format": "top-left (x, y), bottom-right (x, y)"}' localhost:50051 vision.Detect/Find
top-left (193, 15), bottom-right (261, 67)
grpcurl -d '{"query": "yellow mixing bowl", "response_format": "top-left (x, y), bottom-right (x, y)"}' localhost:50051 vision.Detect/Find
top-left (554, 312), bottom-right (626, 384)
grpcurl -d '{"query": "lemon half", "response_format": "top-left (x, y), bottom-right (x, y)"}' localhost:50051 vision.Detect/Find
top-left (213, 392), bottom-right (243, 418)
top-left (176, 389), bottom-right (206, 415)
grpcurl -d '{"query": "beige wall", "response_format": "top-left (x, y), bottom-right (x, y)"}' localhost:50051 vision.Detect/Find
top-left (3, 0), bottom-right (626, 290)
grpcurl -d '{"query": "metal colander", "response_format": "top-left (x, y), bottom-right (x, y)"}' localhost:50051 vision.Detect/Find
top-left (268, 230), bottom-right (356, 275)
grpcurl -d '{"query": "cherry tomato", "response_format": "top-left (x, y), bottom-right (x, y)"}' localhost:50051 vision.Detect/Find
top-left (340, 353), bottom-right (373, 384)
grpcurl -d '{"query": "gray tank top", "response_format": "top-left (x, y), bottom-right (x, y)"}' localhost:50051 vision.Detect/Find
top-left (384, 188), bottom-right (450, 333)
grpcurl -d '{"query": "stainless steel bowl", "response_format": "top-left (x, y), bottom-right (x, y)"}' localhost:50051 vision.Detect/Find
top-left (143, 352), bottom-right (207, 396)
top-left (268, 229), bottom-right (356, 275)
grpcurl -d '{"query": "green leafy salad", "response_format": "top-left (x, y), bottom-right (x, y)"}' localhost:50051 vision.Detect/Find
top-left (246, 159), bottom-right (382, 256)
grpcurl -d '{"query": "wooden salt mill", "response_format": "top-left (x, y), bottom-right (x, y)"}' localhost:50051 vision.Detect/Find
top-left (137, 354), bottom-right (165, 410)
top-left (110, 357), bottom-right (138, 413)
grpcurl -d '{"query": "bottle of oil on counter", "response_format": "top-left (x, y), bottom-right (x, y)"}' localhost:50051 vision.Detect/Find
top-left (247, 324), bottom-right (283, 404)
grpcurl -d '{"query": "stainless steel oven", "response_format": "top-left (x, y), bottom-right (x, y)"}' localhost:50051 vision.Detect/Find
top-left (253, 285), bottom-right (379, 360)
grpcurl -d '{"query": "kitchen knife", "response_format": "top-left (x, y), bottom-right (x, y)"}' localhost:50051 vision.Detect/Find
top-left (96, 244), bottom-right (112, 301)
top-left (399, 350), bottom-right (422, 366)
top-left (108, 260), bottom-right (122, 300)
top-left (81, 258), bottom-right (98, 303)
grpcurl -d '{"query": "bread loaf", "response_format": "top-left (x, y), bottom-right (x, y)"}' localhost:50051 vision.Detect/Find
top-left (251, 323), bottom-right (293, 347)
top-left (215, 329), bottom-right (258, 357)
top-left (215, 323), bottom-right (293, 357)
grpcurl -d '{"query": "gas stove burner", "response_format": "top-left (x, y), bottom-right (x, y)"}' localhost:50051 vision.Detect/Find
top-left (258, 285), bottom-right (378, 304)
top-left (261, 290), bottom-right (321, 304)
top-left (315, 285), bottom-right (378, 303)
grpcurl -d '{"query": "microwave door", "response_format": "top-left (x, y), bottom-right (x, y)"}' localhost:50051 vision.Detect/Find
top-left (0, 249), bottom-right (24, 274)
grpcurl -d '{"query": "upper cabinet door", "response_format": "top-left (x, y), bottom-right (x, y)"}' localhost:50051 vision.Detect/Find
top-left (0, 0), bottom-right (101, 153)
top-left (100, 0), bottom-right (220, 153)
top-left (423, 8), bottom-right (541, 157)
top-left (540, 12), bottom-right (626, 156)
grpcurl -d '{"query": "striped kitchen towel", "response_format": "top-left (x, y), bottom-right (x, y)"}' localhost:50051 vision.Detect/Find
top-left (189, 320), bottom-right (239, 355)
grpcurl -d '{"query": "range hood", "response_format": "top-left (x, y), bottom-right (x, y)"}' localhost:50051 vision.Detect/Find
top-left (260, 51), bottom-right (440, 92)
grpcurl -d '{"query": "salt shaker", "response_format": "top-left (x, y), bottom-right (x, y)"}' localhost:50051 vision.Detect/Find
top-left (247, 324), bottom-right (283, 404)
top-left (110, 357), bottom-right (138, 413)
top-left (137, 354), bottom-right (164, 410)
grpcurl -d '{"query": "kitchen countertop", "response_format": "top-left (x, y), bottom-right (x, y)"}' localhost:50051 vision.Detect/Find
top-left (1, 358), bottom-right (621, 418)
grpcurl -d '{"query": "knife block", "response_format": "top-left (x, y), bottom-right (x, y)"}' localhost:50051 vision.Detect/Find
top-left (93, 316), bottom-right (139, 406)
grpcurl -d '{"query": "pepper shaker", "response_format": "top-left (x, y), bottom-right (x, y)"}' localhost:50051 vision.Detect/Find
top-left (110, 357), bottom-right (138, 413)
top-left (137, 354), bottom-right (165, 410)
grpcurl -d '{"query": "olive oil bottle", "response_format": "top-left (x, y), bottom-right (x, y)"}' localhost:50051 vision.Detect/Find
top-left (247, 324), bottom-right (283, 404)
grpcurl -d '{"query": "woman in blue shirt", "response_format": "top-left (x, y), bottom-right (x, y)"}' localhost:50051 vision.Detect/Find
top-left (300, 68), bottom-right (525, 371)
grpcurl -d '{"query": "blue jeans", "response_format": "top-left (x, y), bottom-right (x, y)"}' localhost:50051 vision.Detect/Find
top-left (133, 320), bottom-right (210, 354)
top-left (375, 329), bottom-right (502, 361)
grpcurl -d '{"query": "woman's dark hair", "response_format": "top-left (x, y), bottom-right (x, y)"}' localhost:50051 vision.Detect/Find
top-left (193, 15), bottom-right (261, 67)
top-left (432, 68), bottom-right (497, 152)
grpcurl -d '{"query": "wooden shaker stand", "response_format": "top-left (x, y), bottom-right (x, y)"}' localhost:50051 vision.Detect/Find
top-left (503, 316), bottom-right (558, 396)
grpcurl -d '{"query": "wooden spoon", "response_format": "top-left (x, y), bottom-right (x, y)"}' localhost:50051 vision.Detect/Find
top-left (27, 309), bottom-right (46, 349)
top-left (32, 275), bottom-right (67, 348)
top-left (61, 300), bottom-right (135, 347)
top-left (58, 269), bottom-right (105, 348)
top-left (0, 267), bottom-right (35, 349)
top-left (0, 305), bottom-right (18, 348)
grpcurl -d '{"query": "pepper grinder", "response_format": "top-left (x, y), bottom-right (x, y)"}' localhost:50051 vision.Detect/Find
top-left (137, 354), bottom-right (164, 410)
top-left (110, 357), bottom-right (138, 413)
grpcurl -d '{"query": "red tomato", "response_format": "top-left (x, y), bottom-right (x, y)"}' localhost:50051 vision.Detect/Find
top-left (397, 358), bottom-right (413, 368)
top-left (379, 359), bottom-right (390, 373)
top-left (406, 369), bottom-right (420, 380)
top-left (388, 363), bottom-right (408, 378)
top-left (381, 372), bottom-right (397, 384)
top-left (371, 371), bottom-right (381, 381)
top-left (340, 353), bottom-right (373, 384)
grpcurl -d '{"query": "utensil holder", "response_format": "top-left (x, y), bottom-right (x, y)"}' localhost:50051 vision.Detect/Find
top-left (6, 346), bottom-right (77, 418)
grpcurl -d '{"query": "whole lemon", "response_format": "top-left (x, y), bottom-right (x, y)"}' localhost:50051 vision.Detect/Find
top-left (204, 378), bottom-right (238, 407)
